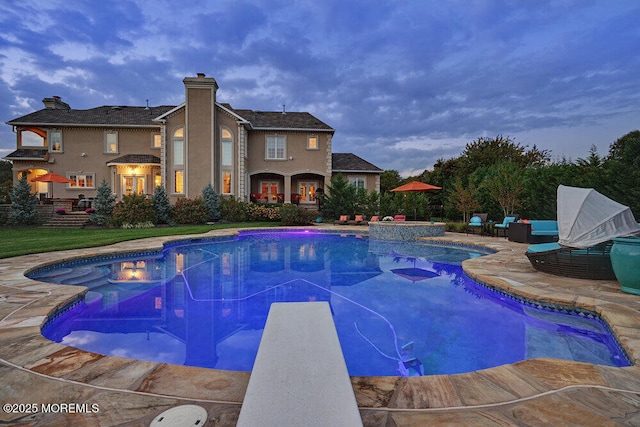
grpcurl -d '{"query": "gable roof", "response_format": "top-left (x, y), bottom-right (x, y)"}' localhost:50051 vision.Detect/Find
top-left (332, 153), bottom-right (383, 173)
top-left (229, 107), bottom-right (334, 131)
top-left (6, 106), bottom-right (176, 127)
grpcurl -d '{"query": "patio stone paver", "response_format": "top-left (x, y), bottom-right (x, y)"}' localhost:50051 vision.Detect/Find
top-left (1, 227), bottom-right (640, 425)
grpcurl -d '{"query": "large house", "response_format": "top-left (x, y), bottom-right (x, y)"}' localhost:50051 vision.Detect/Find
top-left (4, 73), bottom-right (381, 206)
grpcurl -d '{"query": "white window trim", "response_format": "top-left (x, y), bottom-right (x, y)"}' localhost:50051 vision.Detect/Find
top-left (221, 127), bottom-right (233, 194)
top-left (265, 135), bottom-right (287, 160)
top-left (104, 131), bottom-right (118, 154)
top-left (49, 129), bottom-right (63, 153)
top-left (348, 175), bottom-right (366, 189)
top-left (307, 135), bottom-right (319, 150)
top-left (152, 133), bottom-right (162, 149)
top-left (67, 172), bottom-right (96, 189)
top-left (172, 127), bottom-right (185, 195)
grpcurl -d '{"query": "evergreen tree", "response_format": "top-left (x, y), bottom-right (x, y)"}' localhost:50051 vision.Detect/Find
top-left (9, 173), bottom-right (38, 225)
top-left (153, 185), bottom-right (172, 224)
top-left (91, 179), bottom-right (116, 225)
top-left (317, 173), bottom-right (356, 220)
top-left (201, 183), bottom-right (221, 222)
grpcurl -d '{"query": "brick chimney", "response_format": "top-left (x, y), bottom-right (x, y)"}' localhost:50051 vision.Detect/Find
top-left (42, 96), bottom-right (70, 109)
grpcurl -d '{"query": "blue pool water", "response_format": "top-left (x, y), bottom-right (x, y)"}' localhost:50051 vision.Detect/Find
top-left (36, 231), bottom-right (630, 376)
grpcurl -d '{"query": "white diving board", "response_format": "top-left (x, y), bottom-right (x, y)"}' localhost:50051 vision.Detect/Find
top-left (237, 302), bottom-right (363, 427)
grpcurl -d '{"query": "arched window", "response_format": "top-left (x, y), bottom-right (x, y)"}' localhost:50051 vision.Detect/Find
top-left (20, 128), bottom-right (46, 147)
top-left (172, 127), bottom-right (184, 193)
top-left (221, 127), bottom-right (233, 194)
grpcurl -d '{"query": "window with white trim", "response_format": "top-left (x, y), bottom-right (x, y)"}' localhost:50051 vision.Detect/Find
top-left (172, 127), bottom-right (184, 194)
top-left (348, 176), bottom-right (366, 189)
top-left (105, 131), bottom-right (118, 153)
top-left (266, 135), bottom-right (286, 160)
top-left (49, 130), bottom-right (63, 152)
top-left (152, 133), bottom-right (162, 149)
top-left (221, 127), bottom-right (233, 194)
top-left (307, 135), bottom-right (318, 150)
top-left (67, 173), bottom-right (95, 189)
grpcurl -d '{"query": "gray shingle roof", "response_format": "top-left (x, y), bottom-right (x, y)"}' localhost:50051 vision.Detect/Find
top-left (332, 153), bottom-right (383, 173)
top-left (232, 108), bottom-right (334, 131)
top-left (6, 106), bottom-right (176, 127)
top-left (106, 154), bottom-right (161, 164)
top-left (4, 148), bottom-right (48, 161)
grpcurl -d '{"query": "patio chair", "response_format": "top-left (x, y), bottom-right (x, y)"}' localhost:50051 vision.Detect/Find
top-left (467, 213), bottom-right (488, 235)
top-left (494, 215), bottom-right (519, 238)
top-left (348, 215), bottom-right (366, 225)
top-left (334, 215), bottom-right (349, 225)
top-left (525, 241), bottom-right (615, 280)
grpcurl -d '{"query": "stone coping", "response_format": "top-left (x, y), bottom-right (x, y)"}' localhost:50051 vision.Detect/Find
top-left (1, 225), bottom-right (640, 425)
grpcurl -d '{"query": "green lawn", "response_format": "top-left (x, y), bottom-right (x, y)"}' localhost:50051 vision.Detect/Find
top-left (0, 222), bottom-right (278, 259)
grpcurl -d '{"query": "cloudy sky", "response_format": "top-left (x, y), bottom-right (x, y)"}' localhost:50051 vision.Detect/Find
top-left (1, 1), bottom-right (639, 177)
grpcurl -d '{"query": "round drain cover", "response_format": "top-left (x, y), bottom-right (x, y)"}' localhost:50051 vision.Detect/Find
top-left (150, 405), bottom-right (208, 426)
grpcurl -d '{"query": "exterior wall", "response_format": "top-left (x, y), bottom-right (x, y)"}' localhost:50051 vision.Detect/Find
top-left (246, 131), bottom-right (330, 176)
top-left (11, 126), bottom-right (160, 200)
top-left (184, 81), bottom-right (216, 199)
top-left (338, 172), bottom-right (381, 193)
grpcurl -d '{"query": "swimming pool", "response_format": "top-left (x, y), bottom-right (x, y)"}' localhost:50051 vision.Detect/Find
top-left (35, 231), bottom-right (630, 376)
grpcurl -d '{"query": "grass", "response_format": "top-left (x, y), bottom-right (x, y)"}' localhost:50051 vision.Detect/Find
top-left (0, 222), bottom-right (278, 259)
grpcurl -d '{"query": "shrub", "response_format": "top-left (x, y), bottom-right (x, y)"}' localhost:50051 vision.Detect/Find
top-left (220, 196), bottom-right (248, 222)
top-left (246, 203), bottom-right (281, 222)
top-left (153, 185), bottom-right (172, 224)
top-left (9, 174), bottom-right (38, 225)
top-left (91, 178), bottom-right (117, 226)
top-left (55, 207), bottom-right (66, 215)
top-left (201, 184), bottom-right (221, 222)
top-left (172, 197), bottom-right (208, 224)
top-left (85, 207), bottom-right (96, 214)
top-left (121, 221), bottom-right (155, 229)
top-left (111, 194), bottom-right (157, 227)
top-left (279, 204), bottom-right (315, 225)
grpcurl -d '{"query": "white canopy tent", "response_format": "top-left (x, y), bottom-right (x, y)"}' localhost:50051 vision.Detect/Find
top-left (557, 185), bottom-right (640, 248)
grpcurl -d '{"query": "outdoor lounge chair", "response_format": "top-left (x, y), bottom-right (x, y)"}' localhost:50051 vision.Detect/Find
top-left (348, 215), bottom-right (366, 225)
top-left (394, 215), bottom-right (406, 222)
top-left (526, 241), bottom-right (615, 280)
top-left (334, 215), bottom-right (349, 225)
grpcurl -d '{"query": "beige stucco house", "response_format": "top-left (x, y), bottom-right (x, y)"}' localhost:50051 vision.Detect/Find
top-left (4, 73), bottom-right (381, 206)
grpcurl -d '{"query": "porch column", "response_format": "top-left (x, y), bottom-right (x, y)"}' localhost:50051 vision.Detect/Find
top-left (284, 175), bottom-right (292, 203)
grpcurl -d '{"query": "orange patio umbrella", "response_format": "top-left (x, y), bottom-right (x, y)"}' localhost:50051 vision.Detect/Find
top-left (390, 181), bottom-right (442, 192)
top-left (31, 172), bottom-right (73, 197)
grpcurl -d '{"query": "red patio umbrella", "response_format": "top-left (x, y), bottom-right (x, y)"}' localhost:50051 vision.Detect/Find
top-left (390, 181), bottom-right (442, 192)
top-left (390, 181), bottom-right (442, 219)
top-left (31, 172), bottom-right (73, 197)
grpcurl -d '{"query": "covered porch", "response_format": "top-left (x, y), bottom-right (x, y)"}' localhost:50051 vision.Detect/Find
top-left (249, 172), bottom-right (326, 206)
top-left (106, 154), bottom-right (161, 199)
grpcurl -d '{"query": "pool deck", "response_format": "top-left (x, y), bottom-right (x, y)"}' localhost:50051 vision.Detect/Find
top-left (1, 226), bottom-right (640, 426)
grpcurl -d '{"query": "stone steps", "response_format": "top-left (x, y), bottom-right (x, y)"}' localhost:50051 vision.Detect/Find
top-left (41, 212), bottom-right (90, 228)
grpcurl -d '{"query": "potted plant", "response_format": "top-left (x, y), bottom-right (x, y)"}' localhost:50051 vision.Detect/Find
top-left (611, 236), bottom-right (640, 295)
top-left (55, 207), bottom-right (66, 215)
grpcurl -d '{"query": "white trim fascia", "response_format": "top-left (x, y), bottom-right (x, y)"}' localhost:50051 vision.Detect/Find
top-left (153, 103), bottom-right (185, 121)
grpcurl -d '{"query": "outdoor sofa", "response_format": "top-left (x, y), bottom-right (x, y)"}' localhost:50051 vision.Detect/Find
top-left (508, 220), bottom-right (559, 243)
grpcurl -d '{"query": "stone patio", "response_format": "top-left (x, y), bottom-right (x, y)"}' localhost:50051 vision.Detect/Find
top-left (1, 226), bottom-right (640, 426)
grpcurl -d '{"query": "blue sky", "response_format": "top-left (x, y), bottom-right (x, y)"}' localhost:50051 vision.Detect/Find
top-left (1, 1), bottom-right (639, 176)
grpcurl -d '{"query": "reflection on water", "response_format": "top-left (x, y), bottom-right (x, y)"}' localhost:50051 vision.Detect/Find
top-left (36, 232), bottom-right (630, 376)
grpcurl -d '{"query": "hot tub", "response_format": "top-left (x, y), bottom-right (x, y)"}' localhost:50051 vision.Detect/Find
top-left (368, 221), bottom-right (446, 240)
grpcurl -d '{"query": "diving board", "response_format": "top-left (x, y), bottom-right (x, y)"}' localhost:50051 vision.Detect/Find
top-left (237, 302), bottom-right (362, 427)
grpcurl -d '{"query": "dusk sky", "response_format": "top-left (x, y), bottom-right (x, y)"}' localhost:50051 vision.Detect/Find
top-left (1, 1), bottom-right (639, 177)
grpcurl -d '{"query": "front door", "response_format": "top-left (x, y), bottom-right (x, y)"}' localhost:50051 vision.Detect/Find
top-left (123, 176), bottom-right (145, 196)
top-left (298, 182), bottom-right (317, 204)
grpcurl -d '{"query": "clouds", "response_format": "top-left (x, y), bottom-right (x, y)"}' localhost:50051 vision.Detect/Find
top-left (1, 1), bottom-right (639, 176)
